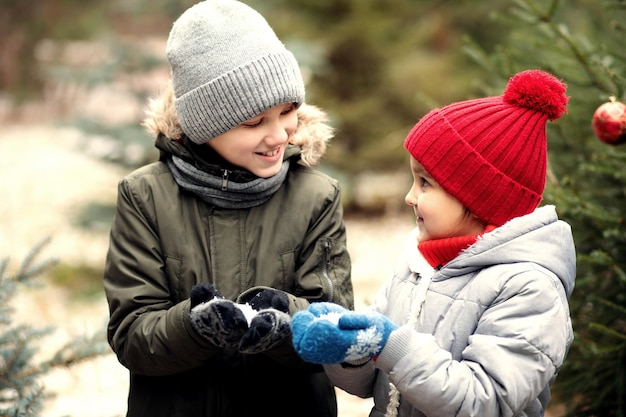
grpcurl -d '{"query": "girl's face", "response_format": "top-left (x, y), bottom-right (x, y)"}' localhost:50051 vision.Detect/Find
top-left (405, 156), bottom-right (485, 242)
top-left (207, 103), bottom-right (298, 178)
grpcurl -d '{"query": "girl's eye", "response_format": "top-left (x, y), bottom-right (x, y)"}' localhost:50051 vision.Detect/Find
top-left (420, 177), bottom-right (430, 188)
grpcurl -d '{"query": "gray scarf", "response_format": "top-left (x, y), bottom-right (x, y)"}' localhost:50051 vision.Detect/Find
top-left (167, 155), bottom-right (289, 209)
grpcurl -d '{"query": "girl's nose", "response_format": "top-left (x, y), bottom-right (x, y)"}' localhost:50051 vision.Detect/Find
top-left (405, 187), bottom-right (417, 207)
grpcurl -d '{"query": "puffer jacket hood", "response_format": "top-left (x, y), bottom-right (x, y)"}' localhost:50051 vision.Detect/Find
top-left (142, 80), bottom-right (333, 168)
top-left (441, 205), bottom-right (576, 297)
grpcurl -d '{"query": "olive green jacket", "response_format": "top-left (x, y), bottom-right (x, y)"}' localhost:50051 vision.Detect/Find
top-left (103, 89), bottom-right (353, 417)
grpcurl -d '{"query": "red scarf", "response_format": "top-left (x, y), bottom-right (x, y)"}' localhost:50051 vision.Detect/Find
top-left (418, 225), bottom-right (497, 268)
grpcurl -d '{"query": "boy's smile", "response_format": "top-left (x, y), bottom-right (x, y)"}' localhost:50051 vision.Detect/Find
top-left (207, 103), bottom-right (297, 178)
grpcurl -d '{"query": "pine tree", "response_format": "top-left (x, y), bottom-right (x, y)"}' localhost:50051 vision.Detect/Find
top-left (464, 0), bottom-right (626, 415)
top-left (0, 238), bottom-right (109, 417)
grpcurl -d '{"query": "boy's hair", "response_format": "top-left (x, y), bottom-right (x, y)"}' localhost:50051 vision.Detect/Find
top-left (404, 70), bottom-right (568, 226)
top-left (166, 0), bottom-right (305, 144)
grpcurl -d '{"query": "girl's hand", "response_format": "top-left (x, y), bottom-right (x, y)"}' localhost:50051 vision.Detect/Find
top-left (291, 302), bottom-right (398, 364)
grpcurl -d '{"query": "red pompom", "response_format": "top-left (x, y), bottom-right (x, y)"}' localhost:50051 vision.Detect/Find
top-left (503, 69), bottom-right (569, 120)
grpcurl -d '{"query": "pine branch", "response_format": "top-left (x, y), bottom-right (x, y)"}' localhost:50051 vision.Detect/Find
top-left (45, 330), bottom-right (110, 370)
top-left (588, 294), bottom-right (626, 317)
top-left (10, 238), bottom-right (59, 286)
top-left (0, 384), bottom-right (45, 417)
top-left (589, 323), bottom-right (626, 342)
top-left (521, 0), bottom-right (614, 93)
top-left (1, 239), bottom-right (108, 417)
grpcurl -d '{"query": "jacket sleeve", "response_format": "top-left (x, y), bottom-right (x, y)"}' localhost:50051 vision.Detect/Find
top-left (316, 274), bottom-right (396, 397)
top-left (291, 176), bottom-right (353, 311)
top-left (374, 268), bottom-right (572, 417)
top-left (323, 362), bottom-right (377, 399)
top-left (104, 177), bottom-right (218, 376)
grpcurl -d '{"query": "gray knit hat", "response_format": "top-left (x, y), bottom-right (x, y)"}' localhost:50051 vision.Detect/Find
top-left (166, 0), bottom-right (306, 144)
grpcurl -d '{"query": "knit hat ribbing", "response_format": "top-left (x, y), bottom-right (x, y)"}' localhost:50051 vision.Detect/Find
top-left (166, 0), bottom-right (305, 144)
top-left (404, 70), bottom-right (568, 226)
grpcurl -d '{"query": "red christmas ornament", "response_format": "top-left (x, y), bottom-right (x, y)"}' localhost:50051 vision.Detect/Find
top-left (592, 96), bottom-right (626, 145)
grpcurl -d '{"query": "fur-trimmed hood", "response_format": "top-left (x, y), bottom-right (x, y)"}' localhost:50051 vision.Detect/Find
top-left (142, 80), bottom-right (333, 167)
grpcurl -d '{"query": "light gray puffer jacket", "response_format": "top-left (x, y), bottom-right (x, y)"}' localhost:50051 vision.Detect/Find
top-left (325, 205), bottom-right (575, 417)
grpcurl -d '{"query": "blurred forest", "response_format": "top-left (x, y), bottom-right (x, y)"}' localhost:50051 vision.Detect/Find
top-left (1, 0), bottom-right (626, 416)
top-left (1, 0), bottom-right (511, 212)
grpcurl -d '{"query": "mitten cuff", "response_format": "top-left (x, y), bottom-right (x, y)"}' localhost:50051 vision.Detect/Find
top-left (341, 357), bottom-right (371, 368)
top-left (374, 325), bottom-right (437, 373)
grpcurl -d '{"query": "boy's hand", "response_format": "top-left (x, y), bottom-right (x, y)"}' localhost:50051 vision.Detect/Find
top-left (238, 287), bottom-right (290, 313)
top-left (189, 284), bottom-right (293, 353)
top-left (239, 308), bottom-right (291, 354)
top-left (189, 297), bottom-right (249, 349)
top-left (235, 287), bottom-right (292, 354)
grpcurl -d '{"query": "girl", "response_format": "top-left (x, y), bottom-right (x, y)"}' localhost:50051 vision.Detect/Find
top-left (292, 70), bottom-right (575, 417)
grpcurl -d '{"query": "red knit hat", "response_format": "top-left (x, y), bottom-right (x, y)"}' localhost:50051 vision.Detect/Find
top-left (404, 69), bottom-right (568, 226)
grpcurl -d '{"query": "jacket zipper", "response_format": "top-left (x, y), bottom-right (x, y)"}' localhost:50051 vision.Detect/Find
top-left (322, 239), bottom-right (334, 302)
top-left (221, 169), bottom-right (231, 191)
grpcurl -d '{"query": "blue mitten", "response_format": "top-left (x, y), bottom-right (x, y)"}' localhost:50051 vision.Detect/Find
top-left (292, 302), bottom-right (398, 364)
top-left (189, 283), bottom-right (249, 349)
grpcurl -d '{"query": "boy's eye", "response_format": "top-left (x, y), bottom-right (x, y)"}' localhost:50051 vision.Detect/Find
top-left (242, 118), bottom-right (262, 128)
top-left (241, 104), bottom-right (295, 127)
top-left (281, 103), bottom-right (296, 115)
top-left (420, 177), bottom-right (430, 187)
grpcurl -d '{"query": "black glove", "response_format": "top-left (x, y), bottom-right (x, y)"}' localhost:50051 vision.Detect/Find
top-left (190, 282), bottom-right (224, 307)
top-left (242, 287), bottom-right (290, 313)
top-left (237, 287), bottom-right (292, 354)
top-left (189, 283), bottom-right (249, 349)
top-left (238, 309), bottom-right (290, 354)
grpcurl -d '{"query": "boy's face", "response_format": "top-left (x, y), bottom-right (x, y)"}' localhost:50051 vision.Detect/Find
top-left (207, 103), bottom-right (298, 178)
top-left (405, 157), bottom-right (485, 242)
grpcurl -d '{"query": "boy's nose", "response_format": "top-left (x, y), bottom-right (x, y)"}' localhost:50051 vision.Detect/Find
top-left (264, 121), bottom-right (290, 145)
